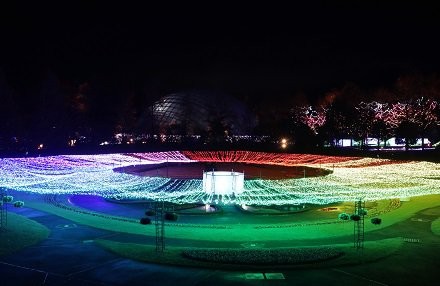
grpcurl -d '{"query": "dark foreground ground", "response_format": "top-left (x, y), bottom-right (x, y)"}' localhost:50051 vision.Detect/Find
top-left (1, 201), bottom-right (440, 286)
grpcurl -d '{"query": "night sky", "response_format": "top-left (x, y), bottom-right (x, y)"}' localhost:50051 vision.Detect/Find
top-left (1, 1), bottom-right (440, 116)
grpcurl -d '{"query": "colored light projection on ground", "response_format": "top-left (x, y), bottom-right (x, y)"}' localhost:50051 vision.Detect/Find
top-left (1, 151), bottom-right (440, 205)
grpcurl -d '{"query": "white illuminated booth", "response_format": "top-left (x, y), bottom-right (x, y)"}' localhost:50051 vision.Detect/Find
top-left (203, 171), bottom-right (244, 195)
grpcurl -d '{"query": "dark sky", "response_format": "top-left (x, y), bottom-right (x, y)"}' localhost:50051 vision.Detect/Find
top-left (1, 1), bottom-right (440, 107)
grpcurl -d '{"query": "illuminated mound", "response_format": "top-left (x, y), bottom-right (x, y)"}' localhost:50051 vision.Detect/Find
top-left (1, 151), bottom-right (440, 205)
top-left (119, 161), bottom-right (327, 179)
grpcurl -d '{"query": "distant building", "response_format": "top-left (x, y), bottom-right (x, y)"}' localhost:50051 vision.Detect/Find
top-left (331, 137), bottom-right (432, 149)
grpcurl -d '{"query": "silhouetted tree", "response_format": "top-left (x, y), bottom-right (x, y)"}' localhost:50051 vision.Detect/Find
top-left (0, 69), bottom-right (24, 150)
top-left (371, 217), bottom-right (382, 225)
top-left (34, 71), bottom-right (70, 149)
top-left (395, 120), bottom-right (418, 150)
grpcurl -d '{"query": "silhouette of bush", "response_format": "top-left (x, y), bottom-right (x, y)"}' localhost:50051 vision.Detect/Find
top-left (371, 217), bottom-right (382, 225)
top-left (164, 212), bottom-right (178, 221)
top-left (139, 217), bottom-right (152, 225)
top-left (338, 213), bottom-right (350, 220)
top-left (3, 196), bottom-right (13, 203)
top-left (145, 210), bottom-right (156, 216)
top-left (13, 201), bottom-right (24, 208)
top-left (350, 214), bottom-right (361, 221)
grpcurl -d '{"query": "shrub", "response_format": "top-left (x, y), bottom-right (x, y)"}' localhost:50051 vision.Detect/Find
top-left (338, 213), bottom-right (350, 220)
top-left (145, 210), bottom-right (156, 216)
top-left (139, 217), bottom-right (151, 225)
top-left (182, 247), bottom-right (343, 265)
top-left (164, 212), bottom-right (178, 221)
top-left (350, 214), bottom-right (361, 221)
top-left (3, 196), bottom-right (13, 203)
top-left (371, 217), bottom-right (382, 225)
top-left (13, 201), bottom-right (24, 208)
top-left (358, 209), bottom-right (368, 216)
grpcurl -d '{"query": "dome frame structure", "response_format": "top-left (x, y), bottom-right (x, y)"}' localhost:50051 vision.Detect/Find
top-left (148, 91), bottom-right (257, 137)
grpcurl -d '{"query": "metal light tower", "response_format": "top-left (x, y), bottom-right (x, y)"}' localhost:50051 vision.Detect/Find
top-left (0, 188), bottom-right (7, 231)
top-left (155, 200), bottom-right (165, 253)
top-left (354, 198), bottom-right (365, 250)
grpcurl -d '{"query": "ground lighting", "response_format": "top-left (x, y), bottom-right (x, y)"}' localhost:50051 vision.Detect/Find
top-left (1, 151), bottom-right (440, 205)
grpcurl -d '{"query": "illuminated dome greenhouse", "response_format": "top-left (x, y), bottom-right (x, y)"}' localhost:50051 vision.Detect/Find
top-left (148, 91), bottom-right (257, 136)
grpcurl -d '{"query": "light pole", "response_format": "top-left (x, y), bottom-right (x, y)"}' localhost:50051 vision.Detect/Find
top-left (155, 200), bottom-right (165, 253)
top-left (0, 188), bottom-right (8, 231)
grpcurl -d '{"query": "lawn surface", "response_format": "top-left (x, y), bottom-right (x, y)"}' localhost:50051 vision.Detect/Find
top-left (0, 211), bottom-right (50, 256)
top-left (22, 194), bottom-right (440, 242)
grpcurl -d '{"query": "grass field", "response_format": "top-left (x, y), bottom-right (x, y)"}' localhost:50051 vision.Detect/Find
top-left (22, 194), bottom-right (440, 242)
top-left (1, 193), bottom-right (439, 278)
top-left (0, 212), bottom-right (50, 256)
top-left (432, 218), bottom-right (440, 235)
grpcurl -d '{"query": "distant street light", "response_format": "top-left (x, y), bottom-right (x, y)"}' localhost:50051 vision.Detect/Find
top-left (280, 138), bottom-right (288, 149)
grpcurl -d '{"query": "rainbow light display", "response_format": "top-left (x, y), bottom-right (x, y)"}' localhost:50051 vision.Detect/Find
top-left (2, 151), bottom-right (440, 205)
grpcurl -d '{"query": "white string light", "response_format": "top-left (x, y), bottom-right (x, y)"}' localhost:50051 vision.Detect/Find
top-left (2, 151), bottom-right (440, 205)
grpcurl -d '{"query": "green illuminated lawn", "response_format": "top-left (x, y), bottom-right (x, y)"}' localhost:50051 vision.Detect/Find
top-left (8, 194), bottom-right (440, 271)
top-left (23, 194), bottom-right (440, 242)
top-left (0, 212), bottom-right (50, 256)
top-left (431, 218), bottom-right (440, 235)
top-left (372, 195), bottom-right (440, 230)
